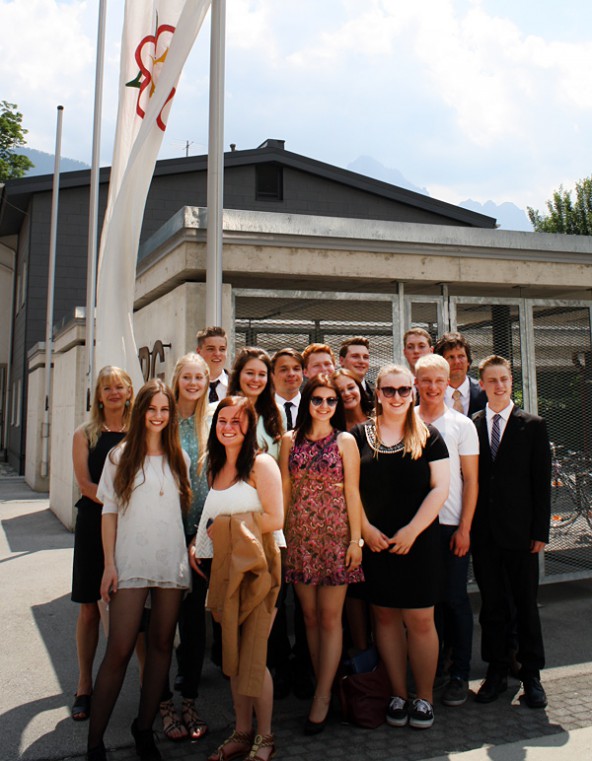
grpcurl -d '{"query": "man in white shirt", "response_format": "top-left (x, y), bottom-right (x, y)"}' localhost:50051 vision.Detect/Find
top-left (435, 332), bottom-right (486, 417)
top-left (415, 354), bottom-right (479, 708)
top-left (196, 326), bottom-right (228, 402)
top-left (271, 348), bottom-right (303, 431)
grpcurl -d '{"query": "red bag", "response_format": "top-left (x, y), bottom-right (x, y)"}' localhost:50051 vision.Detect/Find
top-left (338, 660), bottom-right (391, 729)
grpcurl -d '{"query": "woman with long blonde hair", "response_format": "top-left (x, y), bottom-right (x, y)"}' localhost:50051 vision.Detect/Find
top-left (71, 366), bottom-right (133, 722)
top-left (87, 379), bottom-right (191, 761)
top-left (351, 364), bottom-right (449, 731)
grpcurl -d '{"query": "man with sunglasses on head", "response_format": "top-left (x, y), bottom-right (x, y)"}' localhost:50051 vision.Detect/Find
top-left (415, 354), bottom-right (479, 708)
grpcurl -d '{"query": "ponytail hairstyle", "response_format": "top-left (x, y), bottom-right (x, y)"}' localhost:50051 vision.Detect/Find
top-left (112, 379), bottom-right (192, 513)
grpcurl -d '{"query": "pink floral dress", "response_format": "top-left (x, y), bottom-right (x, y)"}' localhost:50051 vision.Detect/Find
top-left (285, 430), bottom-right (364, 586)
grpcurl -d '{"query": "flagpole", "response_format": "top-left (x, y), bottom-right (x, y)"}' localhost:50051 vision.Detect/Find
top-left (206, 0), bottom-right (226, 326)
top-left (84, 0), bottom-right (107, 409)
top-left (40, 105), bottom-right (64, 479)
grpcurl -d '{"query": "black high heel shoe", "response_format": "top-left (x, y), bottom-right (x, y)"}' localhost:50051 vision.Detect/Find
top-left (131, 718), bottom-right (162, 761)
top-left (86, 741), bottom-right (106, 761)
top-left (303, 695), bottom-right (331, 735)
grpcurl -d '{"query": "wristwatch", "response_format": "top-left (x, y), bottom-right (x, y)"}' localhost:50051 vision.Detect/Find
top-left (350, 538), bottom-right (364, 548)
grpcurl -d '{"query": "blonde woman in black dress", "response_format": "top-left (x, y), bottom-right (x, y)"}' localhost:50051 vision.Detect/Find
top-left (352, 364), bottom-right (449, 730)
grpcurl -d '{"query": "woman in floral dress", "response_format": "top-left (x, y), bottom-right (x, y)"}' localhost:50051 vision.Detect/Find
top-left (279, 373), bottom-right (364, 734)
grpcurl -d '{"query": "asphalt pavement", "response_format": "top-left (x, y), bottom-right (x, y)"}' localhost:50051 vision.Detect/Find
top-left (1, 474), bottom-right (591, 761)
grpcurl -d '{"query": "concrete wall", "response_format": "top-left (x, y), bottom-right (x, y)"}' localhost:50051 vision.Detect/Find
top-left (49, 320), bottom-right (87, 530)
top-left (25, 344), bottom-right (49, 492)
top-left (133, 281), bottom-right (234, 384)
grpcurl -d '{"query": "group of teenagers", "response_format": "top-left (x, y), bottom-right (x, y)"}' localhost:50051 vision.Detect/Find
top-left (71, 325), bottom-right (552, 761)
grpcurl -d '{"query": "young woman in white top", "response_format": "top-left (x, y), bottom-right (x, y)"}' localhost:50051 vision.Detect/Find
top-left (190, 396), bottom-right (283, 761)
top-left (87, 379), bottom-right (191, 761)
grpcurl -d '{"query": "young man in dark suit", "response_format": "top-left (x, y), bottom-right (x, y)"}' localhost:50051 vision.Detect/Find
top-left (471, 355), bottom-right (551, 708)
top-left (434, 332), bottom-right (487, 417)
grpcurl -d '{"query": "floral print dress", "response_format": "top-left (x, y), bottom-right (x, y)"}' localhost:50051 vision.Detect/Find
top-left (285, 430), bottom-right (364, 586)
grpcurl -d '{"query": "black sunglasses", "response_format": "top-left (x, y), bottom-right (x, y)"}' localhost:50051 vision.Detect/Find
top-left (379, 385), bottom-right (413, 399)
top-left (310, 396), bottom-right (339, 407)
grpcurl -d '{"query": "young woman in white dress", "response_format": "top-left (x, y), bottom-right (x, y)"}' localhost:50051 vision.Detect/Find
top-left (87, 379), bottom-right (192, 761)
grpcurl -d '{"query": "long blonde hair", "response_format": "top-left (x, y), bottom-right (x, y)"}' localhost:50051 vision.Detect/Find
top-left (84, 366), bottom-right (134, 448)
top-left (375, 363), bottom-right (428, 460)
top-left (171, 353), bottom-right (209, 475)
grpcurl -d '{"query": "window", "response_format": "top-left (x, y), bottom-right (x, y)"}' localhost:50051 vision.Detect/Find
top-left (255, 164), bottom-right (283, 201)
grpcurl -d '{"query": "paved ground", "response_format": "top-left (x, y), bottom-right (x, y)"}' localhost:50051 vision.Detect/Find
top-left (1, 474), bottom-right (592, 761)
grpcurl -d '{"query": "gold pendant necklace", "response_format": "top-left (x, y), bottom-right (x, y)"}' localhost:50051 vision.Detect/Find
top-left (148, 457), bottom-right (166, 497)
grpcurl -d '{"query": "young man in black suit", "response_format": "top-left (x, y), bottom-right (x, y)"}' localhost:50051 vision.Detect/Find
top-left (471, 355), bottom-right (551, 708)
top-left (434, 332), bottom-right (487, 417)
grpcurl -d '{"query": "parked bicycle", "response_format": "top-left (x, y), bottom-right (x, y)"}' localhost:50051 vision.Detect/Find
top-left (549, 443), bottom-right (592, 531)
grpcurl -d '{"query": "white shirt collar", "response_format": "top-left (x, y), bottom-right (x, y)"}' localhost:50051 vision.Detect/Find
top-left (275, 392), bottom-right (301, 407)
top-left (445, 376), bottom-right (470, 400)
top-left (486, 400), bottom-right (514, 422)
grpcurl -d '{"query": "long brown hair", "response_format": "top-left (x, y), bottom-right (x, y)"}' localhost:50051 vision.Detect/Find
top-left (294, 373), bottom-right (346, 445)
top-left (84, 366), bottom-right (133, 448)
top-left (207, 396), bottom-right (259, 485)
top-left (112, 379), bottom-right (192, 513)
top-left (332, 367), bottom-right (373, 416)
top-left (228, 347), bottom-right (284, 443)
top-left (375, 364), bottom-right (428, 460)
top-left (171, 353), bottom-right (209, 475)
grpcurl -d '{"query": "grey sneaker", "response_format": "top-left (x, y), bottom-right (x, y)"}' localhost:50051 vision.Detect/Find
top-left (442, 677), bottom-right (469, 707)
top-left (386, 695), bottom-right (409, 727)
top-left (409, 698), bottom-right (434, 729)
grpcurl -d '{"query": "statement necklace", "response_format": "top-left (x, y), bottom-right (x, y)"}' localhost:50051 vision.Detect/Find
top-left (148, 457), bottom-right (166, 497)
top-left (103, 422), bottom-right (125, 433)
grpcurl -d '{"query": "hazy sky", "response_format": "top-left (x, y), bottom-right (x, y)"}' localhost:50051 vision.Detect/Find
top-left (2, 0), bottom-right (592, 214)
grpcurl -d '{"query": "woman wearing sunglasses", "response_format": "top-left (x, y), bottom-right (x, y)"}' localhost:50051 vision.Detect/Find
top-left (280, 373), bottom-right (364, 734)
top-left (351, 364), bottom-right (449, 731)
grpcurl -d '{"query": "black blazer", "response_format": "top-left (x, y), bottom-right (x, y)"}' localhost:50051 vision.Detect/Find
top-left (472, 406), bottom-right (551, 550)
top-left (363, 379), bottom-right (375, 405)
top-left (468, 376), bottom-right (487, 417)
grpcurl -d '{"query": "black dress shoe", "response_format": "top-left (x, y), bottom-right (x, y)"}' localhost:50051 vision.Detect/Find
top-left (522, 677), bottom-right (547, 708)
top-left (475, 674), bottom-right (508, 703)
top-left (303, 713), bottom-right (329, 735)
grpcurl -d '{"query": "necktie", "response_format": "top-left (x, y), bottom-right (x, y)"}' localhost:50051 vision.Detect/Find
top-left (452, 389), bottom-right (463, 414)
top-left (490, 413), bottom-right (501, 460)
top-left (284, 401), bottom-right (294, 431)
top-left (209, 380), bottom-right (219, 403)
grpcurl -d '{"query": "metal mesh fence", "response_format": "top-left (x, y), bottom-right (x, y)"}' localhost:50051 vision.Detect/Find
top-left (532, 305), bottom-right (592, 580)
top-left (234, 293), bottom-right (395, 384)
top-left (452, 300), bottom-right (524, 401)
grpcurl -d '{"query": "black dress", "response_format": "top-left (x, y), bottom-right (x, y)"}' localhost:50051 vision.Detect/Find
top-left (351, 421), bottom-right (448, 609)
top-left (71, 431), bottom-right (125, 603)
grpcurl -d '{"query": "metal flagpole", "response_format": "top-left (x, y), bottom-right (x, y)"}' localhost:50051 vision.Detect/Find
top-left (40, 105), bottom-right (64, 479)
top-left (205, 0), bottom-right (226, 326)
top-left (84, 0), bottom-right (107, 409)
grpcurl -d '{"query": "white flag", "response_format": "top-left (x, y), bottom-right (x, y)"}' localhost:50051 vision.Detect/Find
top-left (95, 0), bottom-right (211, 392)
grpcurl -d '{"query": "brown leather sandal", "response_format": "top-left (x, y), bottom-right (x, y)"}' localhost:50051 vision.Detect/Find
top-left (207, 729), bottom-right (254, 761)
top-left (181, 698), bottom-right (208, 740)
top-left (159, 698), bottom-right (188, 742)
top-left (245, 733), bottom-right (276, 761)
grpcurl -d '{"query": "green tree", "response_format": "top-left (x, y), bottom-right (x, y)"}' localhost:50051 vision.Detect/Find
top-left (528, 177), bottom-right (592, 235)
top-left (0, 101), bottom-right (34, 181)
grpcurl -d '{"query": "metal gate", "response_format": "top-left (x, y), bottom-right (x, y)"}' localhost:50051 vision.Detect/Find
top-left (233, 288), bottom-right (592, 583)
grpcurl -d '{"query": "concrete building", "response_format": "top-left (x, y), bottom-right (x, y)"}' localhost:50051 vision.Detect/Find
top-left (0, 138), bottom-right (495, 474)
